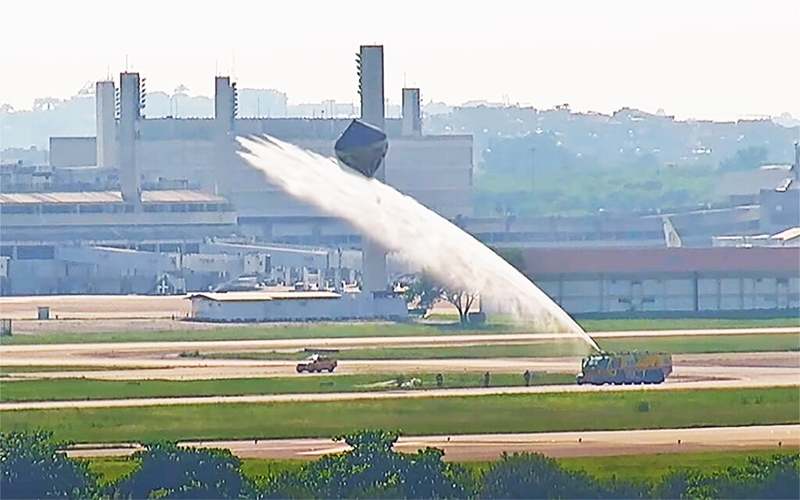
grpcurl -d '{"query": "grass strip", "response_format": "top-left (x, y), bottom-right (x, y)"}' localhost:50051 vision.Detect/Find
top-left (202, 333), bottom-right (800, 361)
top-left (85, 448), bottom-right (797, 486)
top-left (2, 318), bottom-right (796, 345)
top-left (0, 373), bottom-right (572, 403)
top-left (2, 387), bottom-right (797, 444)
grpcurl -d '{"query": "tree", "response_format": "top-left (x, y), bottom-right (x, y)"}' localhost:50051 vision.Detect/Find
top-left (674, 453), bottom-right (800, 500)
top-left (0, 430), bottom-right (100, 500)
top-left (111, 441), bottom-right (256, 499)
top-left (403, 270), bottom-right (440, 314)
top-left (404, 269), bottom-right (479, 325)
top-left (719, 146), bottom-right (769, 172)
top-left (439, 288), bottom-right (479, 325)
top-left (478, 452), bottom-right (632, 499)
top-left (289, 429), bottom-right (467, 499)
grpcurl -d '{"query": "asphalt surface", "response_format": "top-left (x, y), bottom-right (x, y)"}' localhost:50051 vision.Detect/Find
top-left (3, 326), bottom-right (798, 359)
top-left (65, 424), bottom-right (800, 461)
top-left (0, 352), bottom-right (797, 381)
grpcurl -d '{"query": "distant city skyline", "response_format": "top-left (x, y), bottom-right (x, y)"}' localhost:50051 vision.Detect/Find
top-left (1, 0), bottom-right (798, 121)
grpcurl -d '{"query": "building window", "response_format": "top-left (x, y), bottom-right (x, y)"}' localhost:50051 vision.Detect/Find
top-left (43, 205), bottom-right (76, 214)
top-left (0, 205), bottom-right (36, 215)
top-left (78, 204), bottom-right (105, 214)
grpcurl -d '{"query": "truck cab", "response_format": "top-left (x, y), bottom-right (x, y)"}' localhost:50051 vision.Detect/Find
top-left (296, 354), bottom-right (338, 373)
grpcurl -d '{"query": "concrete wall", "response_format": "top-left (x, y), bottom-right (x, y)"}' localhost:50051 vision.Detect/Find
top-left (56, 246), bottom-right (179, 275)
top-left (190, 294), bottom-right (407, 322)
top-left (49, 137), bottom-right (96, 167)
top-left (127, 131), bottom-right (475, 222)
top-left (95, 81), bottom-right (116, 169)
top-left (199, 242), bottom-right (328, 269)
top-left (534, 272), bottom-right (800, 315)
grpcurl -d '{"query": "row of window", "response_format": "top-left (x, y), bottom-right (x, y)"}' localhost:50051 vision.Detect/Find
top-left (1, 243), bottom-right (201, 260)
top-left (0, 203), bottom-right (233, 215)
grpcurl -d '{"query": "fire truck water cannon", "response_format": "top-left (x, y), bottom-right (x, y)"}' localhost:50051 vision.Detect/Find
top-left (577, 351), bottom-right (673, 385)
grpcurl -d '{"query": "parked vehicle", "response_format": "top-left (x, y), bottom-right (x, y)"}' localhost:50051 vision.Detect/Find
top-left (296, 354), bottom-right (337, 373)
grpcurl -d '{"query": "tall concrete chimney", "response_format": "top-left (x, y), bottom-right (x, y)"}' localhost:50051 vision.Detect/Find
top-left (118, 72), bottom-right (142, 208)
top-left (213, 76), bottom-right (237, 195)
top-left (214, 76), bottom-right (236, 130)
top-left (95, 80), bottom-right (116, 169)
top-left (401, 88), bottom-right (421, 137)
top-left (358, 45), bottom-right (388, 294)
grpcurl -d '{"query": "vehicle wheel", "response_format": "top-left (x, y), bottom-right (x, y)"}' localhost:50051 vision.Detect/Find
top-left (328, 367), bottom-right (334, 373)
top-left (296, 367), bottom-right (303, 373)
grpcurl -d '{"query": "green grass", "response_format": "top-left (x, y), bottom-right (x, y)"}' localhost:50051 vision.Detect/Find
top-left (85, 449), bottom-right (798, 486)
top-left (204, 333), bottom-right (800, 361)
top-left (580, 317), bottom-right (799, 332)
top-left (87, 457), bottom-right (138, 485)
top-left (3, 387), bottom-right (797, 444)
top-left (1, 317), bottom-right (796, 346)
top-left (558, 448), bottom-right (800, 482)
top-left (0, 373), bottom-right (573, 403)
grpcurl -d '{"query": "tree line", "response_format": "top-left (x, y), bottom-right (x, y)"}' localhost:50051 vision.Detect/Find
top-left (2, 429), bottom-right (798, 499)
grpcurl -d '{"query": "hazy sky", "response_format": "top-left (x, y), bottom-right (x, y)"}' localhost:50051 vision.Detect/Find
top-left (1, 0), bottom-right (798, 121)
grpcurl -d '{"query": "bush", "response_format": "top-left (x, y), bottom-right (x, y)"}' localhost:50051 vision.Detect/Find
top-left (111, 441), bottom-right (257, 499)
top-left (0, 430), bottom-right (100, 499)
top-left (2, 429), bottom-right (797, 500)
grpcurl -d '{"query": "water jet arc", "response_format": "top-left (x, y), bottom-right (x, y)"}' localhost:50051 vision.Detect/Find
top-left (236, 135), bottom-right (602, 352)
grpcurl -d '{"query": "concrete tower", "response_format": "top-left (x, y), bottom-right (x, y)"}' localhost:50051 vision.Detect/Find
top-left (401, 88), bottom-right (422, 137)
top-left (214, 76), bottom-right (237, 195)
top-left (214, 76), bottom-right (236, 129)
top-left (358, 45), bottom-right (388, 294)
top-left (118, 72), bottom-right (143, 208)
top-left (95, 80), bottom-right (116, 169)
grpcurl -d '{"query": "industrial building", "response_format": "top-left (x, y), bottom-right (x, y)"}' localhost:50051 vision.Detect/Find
top-left (522, 247), bottom-right (800, 317)
top-left (188, 290), bottom-right (407, 322)
top-left (0, 44), bottom-right (469, 306)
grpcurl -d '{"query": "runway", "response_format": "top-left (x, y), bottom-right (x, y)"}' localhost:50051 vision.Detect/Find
top-left (65, 424), bottom-right (800, 461)
top-left (2, 326), bottom-right (797, 363)
top-left (0, 351), bottom-right (797, 381)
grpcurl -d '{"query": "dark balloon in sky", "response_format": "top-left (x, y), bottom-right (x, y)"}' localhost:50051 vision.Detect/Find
top-left (334, 119), bottom-right (388, 178)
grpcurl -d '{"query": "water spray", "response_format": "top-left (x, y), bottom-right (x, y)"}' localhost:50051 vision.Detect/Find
top-left (236, 130), bottom-right (602, 351)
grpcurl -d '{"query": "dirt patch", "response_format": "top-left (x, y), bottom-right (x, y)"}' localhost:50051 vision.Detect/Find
top-left (675, 352), bottom-right (800, 369)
